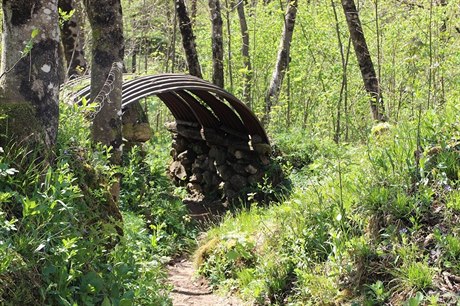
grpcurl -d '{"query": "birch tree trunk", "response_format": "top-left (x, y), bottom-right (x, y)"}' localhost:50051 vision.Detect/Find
top-left (341, 0), bottom-right (385, 121)
top-left (263, 0), bottom-right (298, 127)
top-left (209, 0), bottom-right (225, 88)
top-left (236, 0), bottom-right (252, 107)
top-left (176, 0), bottom-right (203, 78)
top-left (58, 0), bottom-right (88, 79)
top-left (0, 0), bottom-right (60, 151)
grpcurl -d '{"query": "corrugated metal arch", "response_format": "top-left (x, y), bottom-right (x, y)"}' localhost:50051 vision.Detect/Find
top-left (71, 73), bottom-right (269, 144)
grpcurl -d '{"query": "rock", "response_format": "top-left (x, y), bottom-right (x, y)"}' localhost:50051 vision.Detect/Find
top-left (123, 123), bottom-right (152, 143)
top-left (245, 164), bottom-right (258, 175)
top-left (169, 161), bottom-right (187, 181)
top-left (254, 143), bottom-right (271, 155)
top-left (248, 172), bottom-right (264, 185)
top-left (187, 182), bottom-right (202, 194)
top-left (209, 146), bottom-right (227, 165)
top-left (190, 173), bottom-right (203, 183)
top-left (172, 136), bottom-right (188, 152)
top-left (259, 155), bottom-right (270, 166)
top-left (230, 174), bottom-right (247, 190)
top-left (216, 165), bottom-right (233, 181)
top-left (232, 163), bottom-right (247, 175)
top-left (202, 171), bottom-right (213, 185)
top-left (192, 142), bottom-right (208, 155)
top-left (234, 150), bottom-right (246, 159)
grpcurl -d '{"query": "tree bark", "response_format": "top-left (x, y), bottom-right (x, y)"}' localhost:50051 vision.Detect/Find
top-left (341, 0), bottom-right (385, 121)
top-left (236, 0), bottom-right (252, 107)
top-left (176, 0), bottom-right (203, 78)
top-left (83, 0), bottom-right (125, 233)
top-left (58, 0), bottom-right (88, 79)
top-left (83, 0), bottom-right (124, 165)
top-left (190, 0), bottom-right (198, 26)
top-left (0, 0), bottom-right (61, 150)
top-left (209, 0), bottom-right (225, 88)
top-left (262, 0), bottom-right (298, 127)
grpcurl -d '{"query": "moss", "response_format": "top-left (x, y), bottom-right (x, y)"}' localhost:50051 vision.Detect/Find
top-left (0, 102), bottom-right (44, 148)
top-left (194, 237), bottom-right (220, 268)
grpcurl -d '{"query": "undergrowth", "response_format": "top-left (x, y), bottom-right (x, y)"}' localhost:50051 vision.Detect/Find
top-left (0, 102), bottom-right (194, 305)
top-left (194, 100), bottom-right (460, 305)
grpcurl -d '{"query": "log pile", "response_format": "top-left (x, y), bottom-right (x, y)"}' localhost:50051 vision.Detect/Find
top-left (166, 121), bottom-right (281, 205)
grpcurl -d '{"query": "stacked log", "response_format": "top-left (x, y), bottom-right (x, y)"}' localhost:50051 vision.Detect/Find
top-left (166, 121), bottom-right (282, 205)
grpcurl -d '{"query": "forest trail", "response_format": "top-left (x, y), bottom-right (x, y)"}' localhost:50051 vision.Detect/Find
top-left (167, 258), bottom-right (245, 306)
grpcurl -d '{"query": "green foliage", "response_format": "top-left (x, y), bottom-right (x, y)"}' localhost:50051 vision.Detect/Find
top-left (194, 99), bottom-right (460, 304)
top-left (0, 104), bottom-right (195, 305)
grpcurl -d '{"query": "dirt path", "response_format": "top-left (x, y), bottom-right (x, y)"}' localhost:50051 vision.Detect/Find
top-left (167, 258), bottom-right (245, 306)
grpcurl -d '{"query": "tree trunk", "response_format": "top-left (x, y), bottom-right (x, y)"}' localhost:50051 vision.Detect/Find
top-left (209, 0), bottom-right (225, 88)
top-left (236, 0), bottom-right (252, 107)
top-left (224, 0), bottom-right (233, 91)
top-left (262, 0), bottom-right (298, 127)
top-left (176, 0), bottom-right (203, 78)
top-left (341, 0), bottom-right (385, 121)
top-left (0, 0), bottom-right (60, 150)
top-left (83, 0), bottom-right (124, 164)
top-left (83, 0), bottom-right (124, 233)
top-left (58, 0), bottom-right (88, 79)
top-left (191, 0), bottom-right (198, 26)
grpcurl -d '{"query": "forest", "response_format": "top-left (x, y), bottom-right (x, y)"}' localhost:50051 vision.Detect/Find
top-left (0, 0), bottom-right (459, 305)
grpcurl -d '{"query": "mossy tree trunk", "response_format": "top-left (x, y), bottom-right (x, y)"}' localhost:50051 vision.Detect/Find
top-left (58, 0), bottom-right (88, 79)
top-left (341, 0), bottom-right (385, 121)
top-left (83, 0), bottom-right (125, 228)
top-left (0, 0), bottom-right (61, 151)
top-left (176, 0), bottom-right (203, 78)
top-left (83, 0), bottom-right (124, 165)
top-left (263, 0), bottom-right (298, 127)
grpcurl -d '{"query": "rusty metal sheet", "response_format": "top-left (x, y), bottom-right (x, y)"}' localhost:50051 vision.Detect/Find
top-left (69, 73), bottom-right (269, 144)
top-left (156, 92), bottom-right (198, 123)
top-left (174, 91), bottom-right (221, 129)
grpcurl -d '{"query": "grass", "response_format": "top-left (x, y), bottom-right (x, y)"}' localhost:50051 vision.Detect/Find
top-left (193, 99), bottom-right (460, 305)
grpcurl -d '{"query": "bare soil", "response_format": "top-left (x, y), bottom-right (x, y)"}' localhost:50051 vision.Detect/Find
top-left (167, 258), bottom-right (245, 306)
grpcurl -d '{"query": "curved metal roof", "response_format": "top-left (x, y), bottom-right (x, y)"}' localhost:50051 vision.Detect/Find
top-left (71, 73), bottom-right (269, 144)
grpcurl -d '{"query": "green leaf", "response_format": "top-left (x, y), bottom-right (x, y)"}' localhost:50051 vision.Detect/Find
top-left (119, 299), bottom-right (133, 306)
top-left (22, 199), bottom-right (39, 217)
top-left (101, 297), bottom-right (111, 306)
top-left (31, 28), bottom-right (39, 39)
top-left (226, 250), bottom-right (239, 261)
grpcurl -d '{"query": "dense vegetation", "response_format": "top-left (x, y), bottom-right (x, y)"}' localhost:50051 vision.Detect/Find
top-left (1, 0), bottom-right (460, 305)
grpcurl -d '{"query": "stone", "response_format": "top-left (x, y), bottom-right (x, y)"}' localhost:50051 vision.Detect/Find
top-left (209, 146), bottom-right (227, 165)
top-left (216, 165), bottom-right (233, 181)
top-left (202, 171), bottom-right (213, 185)
top-left (230, 174), bottom-right (247, 190)
top-left (259, 155), bottom-right (270, 166)
top-left (187, 182), bottom-right (202, 194)
top-left (122, 123), bottom-right (151, 143)
top-left (245, 164), bottom-right (258, 175)
top-left (234, 150), bottom-right (246, 159)
top-left (254, 143), bottom-right (271, 155)
top-left (190, 173), bottom-right (203, 183)
top-left (232, 163), bottom-right (247, 175)
top-left (169, 161), bottom-right (187, 181)
top-left (248, 172), bottom-right (264, 185)
top-left (172, 136), bottom-right (188, 152)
